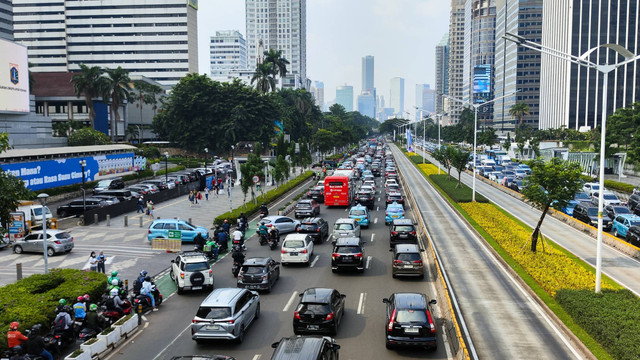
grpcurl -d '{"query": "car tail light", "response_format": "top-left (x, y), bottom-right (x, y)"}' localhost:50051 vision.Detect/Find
top-left (281, 249), bottom-right (287, 254)
top-left (226, 319), bottom-right (235, 324)
top-left (413, 259), bottom-right (423, 265)
top-left (294, 311), bottom-right (301, 320)
top-left (54, 240), bottom-right (61, 244)
top-left (354, 253), bottom-right (363, 258)
top-left (410, 231), bottom-right (416, 235)
top-left (238, 274), bottom-right (244, 280)
top-left (387, 309), bottom-right (396, 331)
top-left (209, 269), bottom-right (213, 276)
top-left (391, 231), bottom-right (397, 235)
top-left (70, 237), bottom-right (74, 242)
top-left (180, 272), bottom-right (184, 279)
top-left (192, 319), bottom-right (206, 323)
top-left (148, 230), bottom-right (151, 234)
top-left (325, 312), bottom-right (334, 320)
top-left (262, 274), bottom-right (268, 280)
top-left (332, 253), bottom-right (338, 260)
top-left (301, 249), bottom-right (308, 254)
top-left (427, 310), bottom-right (436, 333)
top-left (317, 228), bottom-right (321, 232)
top-left (393, 260), bottom-right (402, 266)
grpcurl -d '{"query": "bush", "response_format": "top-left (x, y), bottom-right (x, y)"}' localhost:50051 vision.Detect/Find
top-left (556, 289), bottom-right (640, 360)
top-left (68, 128), bottom-right (111, 146)
top-left (604, 179), bottom-right (636, 194)
top-left (408, 154), bottom-right (430, 165)
top-left (429, 174), bottom-right (488, 203)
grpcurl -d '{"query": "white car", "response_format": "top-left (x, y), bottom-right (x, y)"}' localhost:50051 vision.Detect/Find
top-left (280, 234), bottom-right (314, 265)
top-left (384, 178), bottom-right (398, 190)
top-left (360, 185), bottom-right (375, 195)
top-left (363, 180), bottom-right (376, 192)
top-left (591, 191), bottom-right (622, 206)
top-left (583, 182), bottom-right (602, 196)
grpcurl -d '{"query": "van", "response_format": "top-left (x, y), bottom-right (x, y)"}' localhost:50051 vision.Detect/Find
top-left (481, 159), bottom-right (496, 167)
top-left (271, 336), bottom-right (340, 360)
top-left (390, 244), bottom-right (424, 278)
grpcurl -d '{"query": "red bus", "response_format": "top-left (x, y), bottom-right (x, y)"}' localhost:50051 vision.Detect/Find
top-left (324, 175), bottom-right (354, 206)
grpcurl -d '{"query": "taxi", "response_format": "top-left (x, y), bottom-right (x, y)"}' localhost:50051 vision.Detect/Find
top-left (385, 202), bottom-right (405, 225)
top-left (348, 204), bottom-right (370, 228)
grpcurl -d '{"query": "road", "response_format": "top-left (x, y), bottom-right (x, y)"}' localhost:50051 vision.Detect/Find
top-left (390, 145), bottom-right (584, 359)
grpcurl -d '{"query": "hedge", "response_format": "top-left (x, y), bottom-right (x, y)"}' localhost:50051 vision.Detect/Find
top-left (213, 171), bottom-right (313, 226)
top-left (0, 269), bottom-right (107, 352)
top-left (604, 179), bottom-right (636, 194)
top-left (428, 174), bottom-right (488, 203)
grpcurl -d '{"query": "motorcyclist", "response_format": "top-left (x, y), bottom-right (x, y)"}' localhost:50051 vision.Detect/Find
top-left (217, 230), bottom-right (228, 252)
top-left (108, 279), bottom-right (121, 293)
top-left (7, 322), bottom-right (28, 349)
top-left (84, 304), bottom-right (104, 333)
top-left (133, 270), bottom-right (147, 294)
top-left (221, 219), bottom-right (231, 234)
top-left (23, 324), bottom-right (53, 360)
top-left (53, 306), bottom-right (73, 344)
top-left (258, 222), bottom-right (268, 244)
top-left (204, 237), bottom-right (218, 261)
top-left (238, 212), bottom-right (248, 228)
top-left (268, 226), bottom-right (279, 245)
top-left (73, 295), bottom-right (87, 321)
top-left (107, 271), bottom-right (121, 287)
top-left (55, 298), bottom-right (69, 314)
top-left (110, 288), bottom-right (126, 317)
top-left (193, 232), bottom-right (205, 252)
top-left (260, 203), bottom-right (269, 217)
top-left (231, 245), bottom-right (245, 265)
top-left (140, 276), bottom-right (158, 311)
top-left (233, 228), bottom-right (246, 251)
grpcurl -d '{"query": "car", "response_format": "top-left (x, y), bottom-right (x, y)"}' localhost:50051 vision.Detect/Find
top-left (383, 292), bottom-right (437, 350)
top-left (371, 166), bottom-right (381, 177)
top-left (386, 192), bottom-right (404, 206)
top-left (270, 336), bottom-right (340, 360)
top-left (513, 168), bottom-right (528, 179)
top-left (604, 205), bottom-right (631, 220)
top-left (170, 251), bottom-right (214, 294)
top-left (237, 257), bottom-right (280, 292)
top-left (331, 237), bottom-right (364, 273)
top-left (385, 202), bottom-right (405, 225)
top-left (294, 199), bottom-right (320, 219)
top-left (96, 189), bottom-right (133, 202)
top-left (93, 177), bottom-right (124, 194)
top-left (293, 288), bottom-right (346, 335)
top-left (281, 234), bottom-right (315, 266)
top-left (56, 198), bottom-right (106, 217)
top-left (572, 203), bottom-right (612, 230)
top-left (363, 179), bottom-right (377, 192)
top-left (140, 178), bottom-right (175, 190)
top-left (386, 184), bottom-right (401, 196)
top-left (389, 219), bottom-right (417, 247)
top-left (147, 219), bottom-right (209, 242)
top-left (355, 189), bottom-right (375, 209)
top-left (129, 183), bottom-right (159, 195)
top-left (626, 226), bottom-right (640, 247)
top-left (384, 178), bottom-right (398, 189)
top-left (348, 204), bottom-right (370, 228)
top-left (508, 179), bottom-right (524, 192)
top-left (488, 172), bottom-right (503, 183)
top-left (390, 243), bottom-right (424, 278)
top-left (560, 200), bottom-right (580, 216)
top-left (307, 186), bottom-right (325, 203)
top-left (612, 214), bottom-right (640, 238)
top-left (257, 216), bottom-right (301, 235)
top-left (296, 217), bottom-right (330, 244)
top-left (582, 182), bottom-right (601, 196)
top-left (332, 218), bottom-right (361, 239)
top-left (628, 193), bottom-right (640, 214)
top-left (574, 192), bottom-right (591, 202)
top-left (92, 194), bottom-right (120, 205)
top-left (191, 288), bottom-right (260, 343)
top-left (12, 229), bottom-right (74, 256)
top-left (590, 191), bottom-right (622, 206)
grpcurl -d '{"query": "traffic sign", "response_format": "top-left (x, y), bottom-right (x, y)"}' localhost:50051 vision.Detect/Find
top-left (253, 175), bottom-right (260, 184)
top-left (168, 230), bottom-right (181, 240)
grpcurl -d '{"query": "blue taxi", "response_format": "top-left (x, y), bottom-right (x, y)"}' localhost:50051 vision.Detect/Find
top-left (385, 202), bottom-right (405, 225)
top-left (348, 204), bottom-right (370, 228)
top-left (612, 214), bottom-right (640, 238)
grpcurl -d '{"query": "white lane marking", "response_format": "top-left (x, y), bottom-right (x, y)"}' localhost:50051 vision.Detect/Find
top-left (310, 255), bottom-right (320, 267)
top-left (370, 233), bottom-right (375, 242)
top-left (376, 206), bottom-right (380, 211)
top-left (152, 324), bottom-right (191, 360)
top-left (366, 256), bottom-right (371, 269)
top-left (374, 217), bottom-right (378, 224)
top-left (283, 291), bottom-right (299, 312)
top-left (251, 355), bottom-right (262, 360)
top-left (357, 292), bottom-right (366, 314)
top-left (378, 197), bottom-right (381, 201)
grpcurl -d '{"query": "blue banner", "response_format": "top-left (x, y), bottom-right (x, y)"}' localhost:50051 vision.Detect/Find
top-left (407, 129), bottom-right (413, 152)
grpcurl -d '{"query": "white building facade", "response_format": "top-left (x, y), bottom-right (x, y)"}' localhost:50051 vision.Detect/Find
top-left (0, 0), bottom-right (11, 40)
top-left (210, 30), bottom-right (247, 79)
top-left (390, 77), bottom-right (405, 116)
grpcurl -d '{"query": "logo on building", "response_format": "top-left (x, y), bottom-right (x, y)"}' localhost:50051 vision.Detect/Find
top-left (188, 0), bottom-right (198, 10)
top-left (9, 63), bottom-right (19, 85)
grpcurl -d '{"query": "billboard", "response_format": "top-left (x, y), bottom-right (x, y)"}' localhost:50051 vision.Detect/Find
top-left (473, 65), bottom-right (492, 94)
top-left (0, 153), bottom-right (142, 191)
top-left (0, 38), bottom-right (30, 113)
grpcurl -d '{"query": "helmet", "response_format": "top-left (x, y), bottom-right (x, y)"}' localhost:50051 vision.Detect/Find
top-left (111, 279), bottom-right (119, 286)
top-left (224, 219), bottom-right (228, 223)
top-left (11, 345), bottom-right (23, 355)
top-left (31, 324), bottom-right (41, 334)
top-left (59, 299), bottom-right (67, 306)
top-left (83, 294), bottom-right (90, 302)
top-left (140, 270), bottom-right (147, 277)
top-left (63, 305), bottom-right (72, 313)
top-left (89, 304), bottom-right (98, 311)
top-left (77, 296), bottom-right (84, 302)
top-left (10, 322), bottom-right (19, 330)
top-left (111, 271), bottom-right (118, 277)
top-left (144, 276), bottom-right (151, 282)
top-left (110, 288), bottom-right (118, 297)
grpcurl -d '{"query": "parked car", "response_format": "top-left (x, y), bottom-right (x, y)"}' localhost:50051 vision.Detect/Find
top-left (12, 230), bottom-right (74, 256)
top-left (560, 200), bottom-right (580, 216)
top-left (612, 214), bottom-right (640, 238)
top-left (331, 218), bottom-right (361, 239)
top-left (626, 226), bottom-right (640, 247)
top-left (574, 192), bottom-right (592, 202)
top-left (296, 217), bottom-right (329, 244)
top-left (389, 219), bottom-right (417, 247)
top-left (390, 244), bottom-right (424, 278)
top-left (93, 177), bottom-right (124, 194)
top-left (257, 215), bottom-right (301, 235)
top-left (293, 288), bottom-right (346, 335)
top-left (147, 219), bottom-right (209, 242)
top-left (572, 203), bottom-right (612, 230)
top-left (385, 202), bottom-right (405, 225)
top-left (270, 336), bottom-right (340, 360)
top-left (294, 199), bottom-right (320, 219)
top-left (628, 193), bottom-right (640, 214)
top-left (604, 205), bottom-right (631, 220)
top-left (140, 178), bottom-right (174, 190)
top-left (170, 251), bottom-right (214, 294)
top-left (57, 198), bottom-right (106, 218)
top-left (508, 179), bottom-right (524, 192)
top-left (281, 234), bottom-right (315, 266)
top-left (590, 191), bottom-right (622, 206)
top-left (331, 237), bottom-right (364, 273)
top-left (97, 189), bottom-right (133, 202)
top-left (237, 257), bottom-right (280, 292)
top-left (128, 184), bottom-right (159, 195)
top-left (582, 182), bottom-right (601, 196)
top-left (348, 204), bottom-right (370, 228)
top-left (92, 194), bottom-right (120, 205)
top-left (307, 186), bottom-right (325, 203)
top-left (191, 288), bottom-right (260, 343)
top-left (383, 292), bottom-right (437, 349)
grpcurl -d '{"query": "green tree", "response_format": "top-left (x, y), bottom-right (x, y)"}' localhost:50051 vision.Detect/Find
top-left (450, 147), bottom-right (471, 188)
top-left (68, 128), bottom-right (111, 146)
top-left (101, 66), bottom-right (132, 141)
top-left (433, 147), bottom-right (453, 180)
top-left (251, 63), bottom-right (276, 94)
top-left (509, 102), bottom-right (530, 131)
top-left (503, 132), bottom-right (512, 152)
top-left (478, 128), bottom-right (497, 147)
top-left (521, 158), bottom-right (582, 252)
top-left (0, 133), bottom-right (32, 230)
top-left (262, 48), bottom-right (290, 86)
top-left (607, 102), bottom-right (640, 163)
top-left (130, 80), bottom-right (163, 142)
top-left (71, 64), bottom-right (104, 128)
top-left (315, 129), bottom-right (335, 157)
top-left (240, 144), bottom-right (265, 203)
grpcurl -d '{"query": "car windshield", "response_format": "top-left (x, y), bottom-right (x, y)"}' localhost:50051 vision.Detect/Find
top-left (587, 208), bottom-right (599, 216)
top-left (574, 193), bottom-right (590, 201)
top-left (336, 245), bottom-right (361, 254)
top-left (396, 309), bottom-right (427, 323)
top-left (335, 224), bottom-right (354, 230)
top-left (242, 266), bottom-right (265, 274)
top-left (196, 307), bottom-right (231, 320)
top-left (297, 303), bottom-right (330, 314)
top-left (389, 195), bottom-right (402, 199)
top-left (393, 225), bottom-right (413, 232)
top-left (591, 185), bottom-right (600, 190)
top-left (284, 240), bottom-right (305, 248)
top-left (32, 207), bottom-right (52, 216)
top-left (350, 210), bottom-right (366, 216)
top-left (603, 194), bottom-right (618, 200)
top-left (96, 180), bottom-right (111, 187)
top-left (397, 253), bottom-right (421, 262)
top-left (630, 220), bottom-right (640, 227)
top-left (185, 262), bottom-right (209, 272)
top-left (613, 207), bottom-right (630, 214)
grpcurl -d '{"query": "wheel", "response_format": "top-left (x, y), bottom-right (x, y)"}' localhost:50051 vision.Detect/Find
top-left (614, 229), bottom-right (619, 237)
top-left (332, 268), bottom-right (337, 273)
top-left (47, 247), bottom-right (55, 257)
top-left (59, 210), bottom-right (68, 218)
top-left (392, 273), bottom-right (397, 279)
top-left (13, 245), bottom-right (23, 254)
top-left (385, 339), bottom-right (394, 349)
top-left (358, 268), bottom-right (365, 274)
top-left (295, 225), bottom-right (300, 232)
top-left (331, 322), bottom-right (338, 336)
top-left (236, 325), bottom-right (245, 343)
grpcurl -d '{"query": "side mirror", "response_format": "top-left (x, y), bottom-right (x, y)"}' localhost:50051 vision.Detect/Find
top-left (430, 299), bottom-right (437, 305)
top-left (382, 298), bottom-right (389, 303)
top-left (299, 293), bottom-right (303, 297)
top-left (271, 341), bottom-right (280, 349)
top-left (414, 221), bottom-right (418, 226)
top-left (341, 294), bottom-right (346, 299)
top-left (420, 249), bottom-right (425, 252)
top-left (170, 260), bottom-right (175, 263)
top-left (333, 344), bottom-right (341, 350)
top-left (388, 248), bottom-right (393, 252)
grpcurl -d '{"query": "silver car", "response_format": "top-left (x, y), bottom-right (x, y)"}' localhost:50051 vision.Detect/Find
top-left (191, 288), bottom-right (260, 343)
top-left (332, 218), bottom-right (361, 239)
top-left (13, 230), bottom-right (74, 256)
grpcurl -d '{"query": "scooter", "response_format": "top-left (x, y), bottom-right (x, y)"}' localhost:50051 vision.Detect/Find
top-left (232, 262), bottom-right (241, 277)
top-left (130, 287), bottom-right (163, 312)
top-left (101, 299), bottom-right (132, 326)
top-left (76, 326), bottom-right (99, 344)
top-left (268, 238), bottom-right (278, 250)
top-left (258, 233), bottom-right (268, 246)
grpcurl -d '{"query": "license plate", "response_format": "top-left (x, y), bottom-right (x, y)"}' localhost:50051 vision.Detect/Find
top-left (307, 325), bottom-right (319, 330)
top-left (356, 218), bottom-right (362, 221)
top-left (247, 285), bottom-right (258, 289)
top-left (400, 234), bottom-right (408, 238)
top-left (343, 257), bottom-right (352, 262)
top-left (392, 215), bottom-right (398, 218)
top-left (405, 327), bottom-right (419, 334)
top-left (403, 265), bottom-right (413, 269)
top-left (290, 252), bottom-right (298, 256)
top-left (192, 286), bottom-right (202, 290)
top-left (206, 325), bottom-right (219, 330)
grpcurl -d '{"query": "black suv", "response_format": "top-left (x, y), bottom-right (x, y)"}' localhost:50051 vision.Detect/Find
top-left (270, 336), bottom-right (340, 360)
top-left (383, 292), bottom-right (437, 350)
top-left (331, 237), bottom-right (364, 273)
top-left (573, 203), bottom-right (612, 230)
top-left (297, 217), bottom-right (329, 244)
top-left (355, 190), bottom-right (375, 209)
top-left (628, 193), bottom-right (640, 214)
top-left (293, 288), bottom-right (346, 335)
top-left (93, 177), bottom-right (125, 194)
top-left (57, 198), bottom-right (106, 217)
top-left (307, 186), bottom-right (325, 203)
top-left (371, 165), bottom-right (381, 177)
top-left (237, 257), bottom-right (280, 293)
top-left (389, 219), bottom-right (417, 247)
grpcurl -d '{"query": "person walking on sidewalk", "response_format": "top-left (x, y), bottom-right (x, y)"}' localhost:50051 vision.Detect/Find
top-left (137, 196), bottom-right (144, 213)
top-left (204, 186), bottom-right (210, 201)
top-left (188, 190), bottom-right (195, 206)
top-left (89, 251), bottom-right (98, 272)
top-left (147, 201), bottom-right (154, 219)
top-left (214, 183), bottom-right (219, 198)
top-left (97, 250), bottom-right (106, 273)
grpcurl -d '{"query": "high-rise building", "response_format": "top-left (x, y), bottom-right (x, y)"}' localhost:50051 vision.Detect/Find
top-left (362, 55), bottom-right (374, 93)
top-left (390, 77), bottom-right (405, 115)
top-left (447, 0), bottom-right (466, 123)
top-left (357, 91), bottom-right (375, 118)
top-left (493, 0), bottom-right (542, 131)
top-left (0, 0), bottom-right (12, 40)
top-left (336, 85), bottom-right (354, 112)
top-left (415, 84), bottom-right (436, 120)
top-left (539, 0), bottom-right (639, 130)
top-left (311, 81), bottom-right (325, 110)
top-left (13, 0), bottom-right (198, 87)
top-left (245, 0), bottom-right (307, 88)
top-left (435, 33), bottom-right (450, 113)
top-left (210, 30), bottom-right (247, 79)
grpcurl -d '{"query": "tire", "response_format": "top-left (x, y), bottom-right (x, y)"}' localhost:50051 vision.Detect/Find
top-left (236, 325), bottom-right (245, 343)
top-left (59, 210), bottom-right (68, 218)
top-left (331, 322), bottom-right (338, 336)
top-left (255, 303), bottom-right (261, 319)
top-left (13, 245), bottom-right (23, 254)
top-left (177, 286), bottom-right (183, 295)
top-left (332, 268), bottom-right (337, 273)
top-left (47, 247), bottom-right (55, 257)
top-left (392, 273), bottom-right (397, 279)
top-left (614, 229), bottom-right (619, 237)
top-left (385, 339), bottom-right (394, 349)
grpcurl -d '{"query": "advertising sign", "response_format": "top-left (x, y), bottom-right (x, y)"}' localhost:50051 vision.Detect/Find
top-left (473, 64), bottom-right (492, 94)
top-left (0, 153), bottom-right (142, 191)
top-left (168, 230), bottom-right (181, 240)
top-left (0, 38), bottom-right (30, 113)
top-left (8, 212), bottom-right (26, 241)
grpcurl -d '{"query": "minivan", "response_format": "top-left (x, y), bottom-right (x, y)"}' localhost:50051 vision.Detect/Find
top-left (390, 244), bottom-right (424, 278)
top-left (332, 218), bottom-right (361, 239)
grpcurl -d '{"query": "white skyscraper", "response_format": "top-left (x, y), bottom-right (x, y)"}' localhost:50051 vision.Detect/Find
top-left (0, 0), bottom-right (12, 40)
top-left (415, 84), bottom-right (435, 120)
top-left (311, 81), bottom-right (325, 111)
top-left (210, 30), bottom-right (247, 79)
top-left (245, 0), bottom-right (307, 88)
top-left (390, 77), bottom-right (405, 116)
top-left (13, 0), bottom-right (199, 86)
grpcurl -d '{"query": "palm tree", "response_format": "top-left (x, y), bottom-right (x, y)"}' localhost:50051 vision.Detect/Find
top-left (508, 102), bottom-right (530, 130)
top-left (71, 64), bottom-right (104, 128)
top-left (251, 63), bottom-right (276, 93)
top-left (262, 49), bottom-right (290, 88)
top-left (101, 67), bottom-right (132, 141)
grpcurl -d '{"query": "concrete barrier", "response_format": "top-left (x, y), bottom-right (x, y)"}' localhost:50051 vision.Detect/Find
top-left (151, 238), bottom-right (181, 253)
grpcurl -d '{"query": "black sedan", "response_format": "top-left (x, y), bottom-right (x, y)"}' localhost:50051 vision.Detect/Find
top-left (307, 186), bottom-right (325, 203)
top-left (355, 190), bottom-right (375, 209)
top-left (237, 257), bottom-right (280, 292)
top-left (293, 288), bottom-right (346, 335)
top-left (626, 226), bottom-right (640, 247)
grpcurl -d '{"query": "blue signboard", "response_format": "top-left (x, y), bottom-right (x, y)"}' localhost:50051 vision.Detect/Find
top-left (1, 153), bottom-right (139, 191)
top-left (473, 65), bottom-right (492, 94)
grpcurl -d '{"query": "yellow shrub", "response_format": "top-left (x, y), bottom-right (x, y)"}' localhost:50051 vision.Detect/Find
top-left (405, 152), bottom-right (417, 156)
top-left (460, 203), bottom-right (614, 296)
top-left (417, 163), bottom-right (441, 176)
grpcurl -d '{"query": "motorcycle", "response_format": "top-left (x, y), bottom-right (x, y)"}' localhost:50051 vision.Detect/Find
top-left (101, 299), bottom-right (132, 326)
top-left (76, 326), bottom-right (99, 344)
top-left (72, 318), bottom-right (85, 334)
top-left (130, 287), bottom-right (162, 312)
top-left (268, 238), bottom-right (278, 250)
top-left (258, 233), bottom-right (268, 246)
top-left (232, 262), bottom-right (241, 277)
top-left (47, 324), bottom-right (75, 351)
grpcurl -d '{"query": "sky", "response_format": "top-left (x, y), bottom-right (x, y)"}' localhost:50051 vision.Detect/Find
top-left (197, 0), bottom-right (450, 118)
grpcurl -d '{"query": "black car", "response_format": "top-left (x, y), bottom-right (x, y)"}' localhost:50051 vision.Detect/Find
top-left (293, 288), bottom-right (346, 336)
top-left (57, 198), bottom-right (106, 217)
top-left (307, 186), bottom-right (325, 203)
top-left (270, 336), bottom-right (340, 360)
top-left (386, 192), bottom-right (404, 207)
top-left (297, 217), bottom-right (330, 244)
top-left (508, 180), bottom-right (524, 192)
top-left (573, 203), bottom-right (612, 230)
top-left (371, 166), bottom-right (381, 177)
top-left (626, 226), bottom-right (640, 247)
top-left (604, 205), bottom-right (631, 220)
top-left (93, 177), bottom-right (125, 194)
top-left (355, 190), bottom-right (375, 209)
top-left (383, 292), bottom-right (438, 350)
top-left (629, 194), bottom-right (640, 214)
top-left (389, 219), bottom-right (417, 247)
top-left (97, 189), bottom-right (133, 202)
top-left (237, 257), bottom-right (280, 293)
top-left (331, 237), bottom-right (365, 273)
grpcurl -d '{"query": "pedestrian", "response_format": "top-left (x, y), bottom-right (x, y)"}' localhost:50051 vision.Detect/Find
top-left (97, 250), bottom-right (106, 273)
top-left (136, 196), bottom-right (144, 213)
top-left (89, 251), bottom-right (98, 272)
top-left (188, 190), bottom-right (194, 206)
top-left (204, 186), bottom-right (209, 201)
top-left (214, 183), bottom-right (219, 198)
top-left (147, 201), bottom-right (154, 219)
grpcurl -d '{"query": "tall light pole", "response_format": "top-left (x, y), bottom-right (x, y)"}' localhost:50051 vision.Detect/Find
top-left (445, 90), bottom-right (519, 202)
top-left (504, 32), bottom-right (640, 293)
top-left (79, 160), bottom-right (86, 213)
top-left (37, 193), bottom-right (49, 274)
top-left (163, 151), bottom-right (169, 183)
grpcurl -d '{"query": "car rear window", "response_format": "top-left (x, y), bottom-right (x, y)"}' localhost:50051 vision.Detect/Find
top-left (396, 309), bottom-right (427, 323)
top-left (387, 208), bottom-right (403, 214)
top-left (335, 245), bottom-right (361, 254)
top-left (393, 225), bottom-right (414, 232)
top-left (335, 224), bottom-right (354, 230)
top-left (298, 303), bottom-right (330, 313)
top-left (396, 253), bottom-right (421, 262)
top-left (196, 306), bottom-right (231, 319)
top-left (242, 266), bottom-right (265, 274)
top-left (185, 262), bottom-right (209, 272)
top-left (297, 203), bottom-right (311, 209)
top-left (55, 232), bottom-right (71, 239)
top-left (300, 224), bottom-right (318, 231)
top-left (631, 220), bottom-right (640, 227)
top-left (350, 210), bottom-right (366, 216)
top-left (284, 240), bottom-right (305, 248)
top-left (587, 208), bottom-right (598, 216)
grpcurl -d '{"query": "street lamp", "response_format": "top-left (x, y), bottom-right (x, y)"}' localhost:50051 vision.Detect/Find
top-left (79, 160), bottom-right (86, 213)
top-left (231, 145), bottom-right (235, 183)
top-left (504, 32), bottom-right (640, 293)
top-left (163, 152), bottom-right (169, 183)
top-left (37, 193), bottom-right (49, 274)
top-left (445, 90), bottom-right (519, 202)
